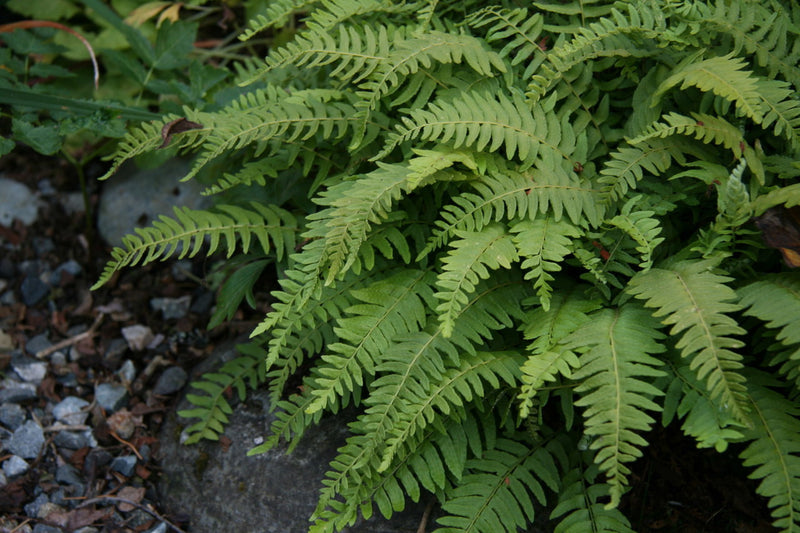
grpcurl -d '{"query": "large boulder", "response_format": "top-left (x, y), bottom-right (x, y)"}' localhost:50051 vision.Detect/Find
top-left (158, 342), bottom-right (428, 533)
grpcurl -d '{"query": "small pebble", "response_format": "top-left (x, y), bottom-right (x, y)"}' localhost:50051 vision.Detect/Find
top-left (150, 295), bottom-right (192, 320)
top-left (32, 237), bottom-right (55, 256)
top-left (118, 360), bottom-right (136, 384)
top-left (104, 338), bottom-right (129, 365)
top-left (3, 455), bottom-right (29, 477)
top-left (36, 502), bottom-right (66, 520)
top-left (24, 333), bottom-right (52, 356)
top-left (33, 524), bottom-right (63, 533)
top-left (94, 383), bottom-right (129, 412)
top-left (153, 366), bottom-right (188, 395)
top-left (0, 380), bottom-right (37, 403)
top-left (0, 328), bottom-right (13, 351)
top-left (53, 396), bottom-right (90, 425)
top-left (12, 358), bottom-right (48, 384)
top-left (55, 464), bottom-right (84, 488)
top-left (49, 260), bottom-right (82, 286)
top-left (25, 493), bottom-right (48, 517)
top-left (145, 522), bottom-right (168, 533)
top-left (0, 402), bottom-right (26, 430)
top-left (8, 420), bottom-right (45, 459)
top-left (20, 276), bottom-right (50, 306)
top-left (121, 324), bottom-right (154, 351)
top-left (110, 455), bottom-right (137, 477)
top-left (53, 431), bottom-right (93, 450)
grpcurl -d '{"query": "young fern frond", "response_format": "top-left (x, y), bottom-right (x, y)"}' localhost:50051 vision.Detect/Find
top-left (739, 274), bottom-right (800, 360)
top-left (92, 204), bottom-right (298, 289)
top-left (628, 112), bottom-right (747, 159)
top-left (628, 259), bottom-right (750, 423)
top-left (565, 304), bottom-right (666, 509)
top-left (604, 198), bottom-right (664, 270)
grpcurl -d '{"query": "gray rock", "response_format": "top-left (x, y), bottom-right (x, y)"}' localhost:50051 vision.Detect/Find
top-left (20, 276), bottom-right (50, 306)
top-left (0, 380), bottom-right (37, 404)
top-left (144, 523), bottom-right (167, 533)
top-left (25, 493), bottom-right (48, 517)
top-left (3, 455), bottom-right (29, 477)
top-left (121, 324), bottom-right (154, 352)
top-left (25, 333), bottom-right (52, 356)
top-left (33, 524), bottom-right (63, 533)
top-left (158, 341), bottom-right (427, 533)
top-left (118, 360), bottom-right (137, 384)
top-left (110, 455), bottom-right (137, 477)
top-left (105, 338), bottom-right (129, 366)
top-left (0, 402), bottom-right (26, 430)
top-left (0, 176), bottom-right (42, 227)
top-left (153, 367), bottom-right (187, 395)
top-left (49, 259), bottom-right (82, 285)
top-left (0, 471), bottom-right (6, 485)
top-left (72, 528), bottom-right (99, 533)
top-left (150, 295), bottom-right (192, 320)
top-left (8, 420), bottom-right (45, 459)
top-left (55, 464), bottom-right (84, 488)
top-left (12, 357), bottom-right (48, 384)
top-left (94, 383), bottom-right (129, 412)
top-left (32, 236), bottom-right (55, 256)
top-left (53, 396), bottom-right (90, 425)
top-left (97, 158), bottom-right (212, 246)
top-left (54, 430), bottom-right (93, 450)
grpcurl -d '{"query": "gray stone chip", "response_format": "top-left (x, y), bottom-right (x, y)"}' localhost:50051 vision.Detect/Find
top-left (8, 420), bottom-right (45, 459)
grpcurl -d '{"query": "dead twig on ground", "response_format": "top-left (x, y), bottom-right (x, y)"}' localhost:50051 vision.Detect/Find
top-left (35, 313), bottom-right (104, 359)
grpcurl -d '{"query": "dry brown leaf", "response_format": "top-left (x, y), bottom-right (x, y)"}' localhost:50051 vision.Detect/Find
top-left (116, 486), bottom-right (146, 512)
top-left (159, 117), bottom-right (204, 149)
top-left (107, 408), bottom-right (143, 440)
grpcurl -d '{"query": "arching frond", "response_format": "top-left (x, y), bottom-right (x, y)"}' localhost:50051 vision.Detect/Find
top-left (564, 304), bottom-right (666, 509)
top-left (628, 259), bottom-right (749, 422)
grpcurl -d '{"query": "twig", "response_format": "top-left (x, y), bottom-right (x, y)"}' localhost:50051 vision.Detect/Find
top-left (110, 430), bottom-right (143, 461)
top-left (43, 423), bottom-right (91, 432)
top-left (77, 496), bottom-right (188, 533)
top-left (36, 313), bottom-right (104, 359)
top-left (417, 499), bottom-right (435, 533)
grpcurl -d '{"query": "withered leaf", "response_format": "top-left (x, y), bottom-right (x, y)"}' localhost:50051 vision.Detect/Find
top-left (755, 205), bottom-right (800, 268)
top-left (159, 117), bottom-right (204, 149)
top-left (116, 486), bottom-right (146, 512)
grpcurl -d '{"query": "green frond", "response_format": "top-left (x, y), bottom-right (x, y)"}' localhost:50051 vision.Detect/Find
top-left (628, 112), bottom-right (747, 159)
top-left (751, 183), bottom-right (800, 217)
top-left (653, 53), bottom-right (766, 122)
top-left (248, 384), bottom-right (323, 454)
top-left (178, 343), bottom-right (267, 443)
top-left (510, 217), bottom-right (583, 310)
top-left (183, 90), bottom-right (357, 182)
top-left (100, 109), bottom-right (212, 180)
top-left (92, 204), bottom-right (298, 289)
top-left (753, 78), bottom-right (800, 153)
top-left (662, 362), bottom-right (745, 453)
top-left (435, 223), bottom-right (518, 337)
top-left (518, 286), bottom-right (601, 419)
top-left (467, 7), bottom-right (546, 80)
top-left (240, 1), bottom-right (320, 40)
top-left (604, 197), bottom-right (664, 270)
top-left (306, 269), bottom-right (435, 414)
top-left (349, 30), bottom-right (507, 148)
top-left (380, 90), bottom-right (576, 172)
top-left (435, 436), bottom-right (560, 533)
top-left (421, 165), bottom-right (604, 259)
top-left (740, 274), bottom-right (800, 353)
top-left (628, 259), bottom-right (750, 422)
top-left (598, 139), bottom-right (680, 203)
top-left (551, 461), bottom-right (634, 533)
top-left (740, 375), bottom-right (800, 532)
top-left (565, 304), bottom-right (666, 509)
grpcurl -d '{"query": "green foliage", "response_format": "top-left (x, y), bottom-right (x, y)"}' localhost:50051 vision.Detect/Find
top-left (95, 0), bottom-right (800, 531)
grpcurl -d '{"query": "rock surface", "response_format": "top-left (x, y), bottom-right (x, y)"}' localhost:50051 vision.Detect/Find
top-left (96, 158), bottom-right (212, 246)
top-left (0, 176), bottom-right (43, 227)
top-left (158, 343), bottom-right (429, 533)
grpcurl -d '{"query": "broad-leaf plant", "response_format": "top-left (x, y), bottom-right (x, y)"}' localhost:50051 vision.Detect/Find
top-left (94, 0), bottom-right (800, 531)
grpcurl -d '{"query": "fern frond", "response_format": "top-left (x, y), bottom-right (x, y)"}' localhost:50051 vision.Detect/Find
top-left (518, 286), bottom-right (600, 419)
top-left (349, 30), bottom-right (507, 148)
top-left (421, 165), bottom-right (604, 259)
top-left (628, 259), bottom-right (750, 422)
top-left (598, 139), bottom-right (680, 203)
top-left (248, 384), bottom-right (323, 454)
top-left (739, 274), bottom-right (800, 356)
top-left (178, 343), bottom-right (267, 443)
top-left (239, 0), bottom-right (320, 41)
top-left (467, 7), bottom-right (546, 80)
top-left (565, 304), bottom-right (666, 509)
top-left (510, 216), bottom-right (583, 310)
top-left (436, 436), bottom-right (560, 533)
top-left (92, 204), bottom-right (298, 289)
top-left (628, 112), bottom-right (747, 159)
top-left (740, 375), bottom-right (800, 532)
top-left (100, 110), bottom-right (212, 180)
top-left (435, 223), bottom-right (518, 337)
top-left (653, 53), bottom-right (766, 122)
top-left (380, 90), bottom-right (576, 171)
top-left (605, 197), bottom-right (664, 270)
top-left (551, 461), bottom-right (635, 533)
top-left (306, 269), bottom-right (435, 414)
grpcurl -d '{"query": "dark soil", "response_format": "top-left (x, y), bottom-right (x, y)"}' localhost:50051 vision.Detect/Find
top-left (0, 149), bottom-right (778, 532)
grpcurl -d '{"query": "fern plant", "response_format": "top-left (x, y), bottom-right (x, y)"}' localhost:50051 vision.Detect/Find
top-left (95, 0), bottom-right (800, 531)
